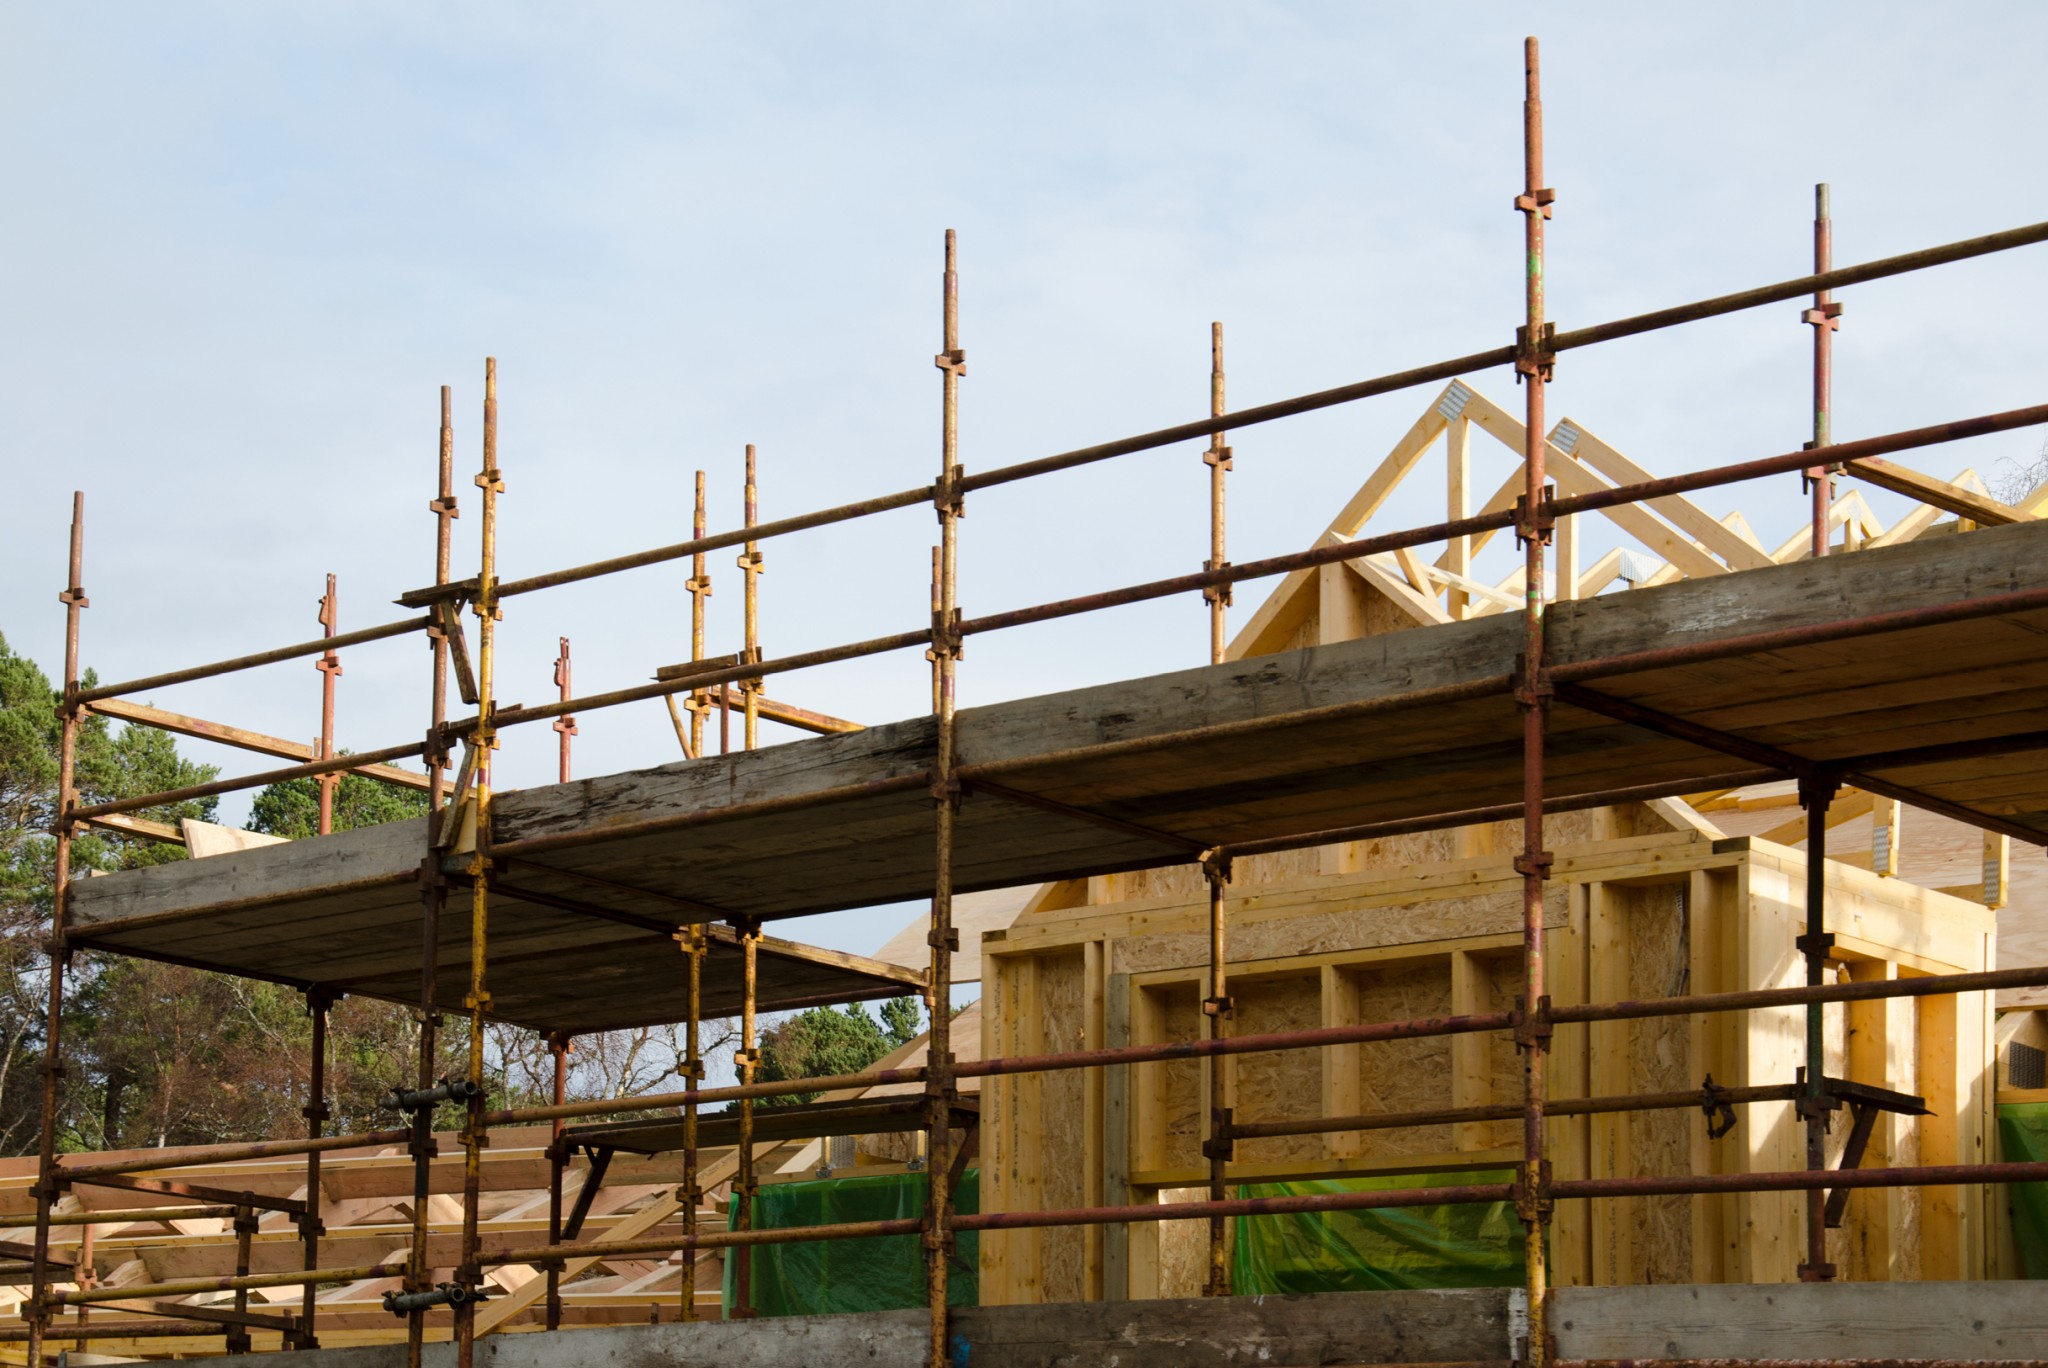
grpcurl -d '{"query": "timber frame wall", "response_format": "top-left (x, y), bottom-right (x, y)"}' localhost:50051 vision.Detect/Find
top-left (22, 35), bottom-right (2048, 1368)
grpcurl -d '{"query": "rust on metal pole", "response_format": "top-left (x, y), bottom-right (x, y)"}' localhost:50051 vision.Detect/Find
top-left (298, 990), bottom-right (332, 1349)
top-left (409, 384), bottom-right (456, 1368)
top-left (316, 574), bottom-right (341, 835)
top-left (1513, 37), bottom-right (1556, 1368)
top-left (740, 444), bottom-right (763, 751)
top-left (1798, 775), bottom-right (1838, 1281)
top-left (1201, 322), bottom-right (1236, 1296)
top-left (679, 922), bottom-right (705, 1321)
top-left (687, 471), bottom-right (711, 759)
top-left (30, 490), bottom-right (89, 1367)
top-left (545, 1032), bottom-right (570, 1330)
top-left (1205, 321), bottom-right (1232, 665)
top-left (1806, 183), bottom-right (1843, 558)
top-left (1201, 849), bottom-right (1234, 1295)
top-left (457, 357), bottom-right (502, 1368)
top-left (926, 225), bottom-right (967, 1368)
top-left (552, 637), bottom-right (576, 784)
top-left (227, 1202), bottom-right (255, 1353)
top-left (730, 917), bottom-right (761, 1319)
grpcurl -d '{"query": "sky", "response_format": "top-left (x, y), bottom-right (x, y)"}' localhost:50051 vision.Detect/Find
top-left (3, 3), bottom-right (2045, 968)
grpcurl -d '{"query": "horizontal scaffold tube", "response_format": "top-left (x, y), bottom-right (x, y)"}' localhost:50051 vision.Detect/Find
top-left (485, 1216), bottom-right (926, 1266)
top-left (393, 219), bottom-right (2048, 609)
top-left (443, 401), bottom-right (2047, 751)
top-left (0, 1205), bottom-right (236, 1228)
top-left (484, 1063), bottom-right (933, 1127)
top-left (69, 741), bottom-right (429, 823)
top-left (53, 1127), bottom-right (414, 1181)
top-left (47, 1260), bottom-right (408, 1306)
top-left (1216, 769), bottom-right (1781, 860)
top-left (495, 966), bottom-right (2048, 1129)
top-left (74, 615), bottom-right (432, 706)
top-left (1552, 963), bottom-right (2048, 1026)
top-left (0, 1323), bottom-right (226, 1341)
top-left (1225, 1082), bottom-right (1803, 1142)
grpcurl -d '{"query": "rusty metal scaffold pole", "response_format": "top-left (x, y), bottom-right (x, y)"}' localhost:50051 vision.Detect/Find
top-left (925, 226), bottom-right (966, 1368)
top-left (1201, 320), bottom-right (1237, 1296)
top-left (741, 444), bottom-right (763, 750)
top-left (408, 384), bottom-right (457, 1367)
top-left (1799, 776), bottom-right (1840, 1282)
top-left (1807, 183), bottom-right (1842, 558)
top-left (316, 573), bottom-right (341, 834)
top-left (684, 470), bottom-right (711, 758)
top-left (29, 491), bottom-right (88, 1367)
top-left (553, 638), bottom-right (576, 783)
top-left (731, 916), bottom-right (761, 1318)
top-left (680, 919), bottom-right (705, 1320)
top-left (299, 989), bottom-right (332, 1348)
top-left (457, 358), bottom-right (502, 1368)
top-left (1514, 35), bottom-right (1557, 1368)
top-left (545, 1032), bottom-right (570, 1329)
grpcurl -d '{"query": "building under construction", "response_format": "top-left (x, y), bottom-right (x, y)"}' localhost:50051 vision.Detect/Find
top-left (12, 38), bottom-right (2048, 1368)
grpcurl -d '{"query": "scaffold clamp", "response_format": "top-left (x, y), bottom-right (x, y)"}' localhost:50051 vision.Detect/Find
top-left (1699, 1073), bottom-right (1738, 1140)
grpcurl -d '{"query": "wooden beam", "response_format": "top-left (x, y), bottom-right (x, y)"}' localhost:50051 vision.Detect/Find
top-left (1843, 456), bottom-right (2038, 527)
top-left (85, 698), bottom-right (434, 792)
top-left (1348, 556), bottom-right (1451, 628)
top-left (1555, 421), bottom-right (1776, 570)
top-left (1756, 788), bottom-right (1876, 847)
top-left (80, 813), bottom-right (184, 846)
top-left (1462, 390), bottom-right (1730, 581)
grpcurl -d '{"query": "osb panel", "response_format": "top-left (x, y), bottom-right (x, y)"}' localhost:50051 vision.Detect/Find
top-left (1154, 984), bottom-right (1204, 1172)
top-left (1231, 971), bottom-right (1325, 1166)
top-left (1157, 1185), bottom-right (1210, 1299)
top-left (1624, 881), bottom-right (1692, 1284)
top-left (1238, 848), bottom-right (1323, 886)
top-left (1350, 960), bottom-right (1455, 1158)
top-left (1037, 951), bottom-right (1089, 1302)
top-left (1111, 887), bottom-right (1560, 978)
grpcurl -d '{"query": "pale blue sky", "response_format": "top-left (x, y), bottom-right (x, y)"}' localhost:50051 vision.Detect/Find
top-left (3, 4), bottom-right (2045, 961)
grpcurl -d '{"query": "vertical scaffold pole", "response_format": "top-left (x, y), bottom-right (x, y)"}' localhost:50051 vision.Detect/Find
top-left (553, 638), bottom-right (576, 784)
top-left (740, 445), bottom-right (763, 750)
top-left (299, 989), bottom-right (333, 1348)
top-left (683, 472), bottom-right (711, 758)
top-left (1201, 321), bottom-right (1236, 1296)
top-left (1204, 321), bottom-right (1232, 666)
top-left (730, 916), bottom-right (761, 1319)
top-left (1805, 184), bottom-right (1842, 559)
top-left (926, 225), bottom-right (966, 1368)
top-left (457, 357), bottom-right (502, 1368)
top-left (545, 1031), bottom-right (571, 1330)
top-left (316, 573), bottom-right (341, 834)
top-left (679, 919), bottom-right (705, 1320)
top-left (1798, 775), bottom-right (1839, 1281)
top-left (1513, 36), bottom-right (1556, 1368)
top-left (409, 385), bottom-right (457, 1368)
top-left (28, 491), bottom-right (88, 1367)
top-left (1201, 848), bottom-right (1234, 1295)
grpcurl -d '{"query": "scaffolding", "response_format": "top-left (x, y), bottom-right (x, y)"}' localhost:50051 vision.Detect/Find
top-left (20, 36), bottom-right (2048, 1368)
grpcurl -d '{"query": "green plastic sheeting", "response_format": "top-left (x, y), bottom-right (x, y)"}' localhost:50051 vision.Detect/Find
top-left (1232, 1171), bottom-right (1526, 1293)
top-left (722, 1169), bottom-right (978, 1317)
top-left (1997, 1103), bottom-right (2048, 1278)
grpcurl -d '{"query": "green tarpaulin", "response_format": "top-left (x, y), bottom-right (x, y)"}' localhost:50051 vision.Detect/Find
top-left (1997, 1102), bottom-right (2048, 1278)
top-left (722, 1169), bottom-right (978, 1316)
top-left (1232, 1171), bottom-right (1526, 1293)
